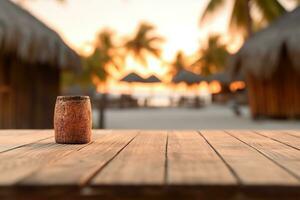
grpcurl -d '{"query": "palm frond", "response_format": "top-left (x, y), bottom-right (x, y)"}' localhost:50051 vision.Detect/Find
top-left (253, 0), bottom-right (286, 23)
top-left (200, 0), bottom-right (226, 25)
top-left (228, 0), bottom-right (250, 37)
top-left (193, 35), bottom-right (229, 75)
top-left (124, 22), bottom-right (163, 66)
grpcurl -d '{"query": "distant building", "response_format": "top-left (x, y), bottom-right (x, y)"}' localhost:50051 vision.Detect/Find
top-left (231, 7), bottom-right (300, 119)
top-left (0, 0), bottom-right (81, 128)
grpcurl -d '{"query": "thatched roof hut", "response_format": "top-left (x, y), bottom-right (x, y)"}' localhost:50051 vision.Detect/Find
top-left (230, 6), bottom-right (300, 118)
top-left (0, 0), bottom-right (80, 69)
top-left (0, 0), bottom-right (81, 128)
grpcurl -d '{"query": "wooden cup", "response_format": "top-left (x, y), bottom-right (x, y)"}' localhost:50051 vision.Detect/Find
top-left (54, 96), bottom-right (92, 144)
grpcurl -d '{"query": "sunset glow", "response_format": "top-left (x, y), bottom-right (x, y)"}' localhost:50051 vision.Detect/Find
top-left (18, 0), bottom-right (249, 99)
top-left (230, 81), bottom-right (246, 92)
top-left (209, 81), bottom-right (222, 94)
top-left (20, 0), bottom-right (237, 67)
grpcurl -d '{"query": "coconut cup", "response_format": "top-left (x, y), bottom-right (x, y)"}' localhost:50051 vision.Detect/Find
top-left (54, 96), bottom-right (92, 144)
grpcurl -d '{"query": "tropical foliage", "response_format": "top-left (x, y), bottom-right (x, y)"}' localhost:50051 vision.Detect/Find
top-left (124, 22), bottom-right (164, 65)
top-left (192, 35), bottom-right (229, 75)
top-left (200, 0), bottom-right (288, 37)
top-left (62, 30), bottom-right (119, 89)
top-left (170, 51), bottom-right (187, 76)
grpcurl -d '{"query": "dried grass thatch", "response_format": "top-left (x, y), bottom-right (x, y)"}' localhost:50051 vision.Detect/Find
top-left (231, 6), bottom-right (300, 79)
top-left (208, 71), bottom-right (244, 84)
top-left (0, 0), bottom-right (80, 70)
top-left (145, 75), bottom-right (161, 83)
top-left (172, 69), bottom-right (206, 85)
top-left (120, 72), bottom-right (145, 83)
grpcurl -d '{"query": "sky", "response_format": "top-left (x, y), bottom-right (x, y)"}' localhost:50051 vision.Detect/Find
top-left (16, 0), bottom-right (297, 94)
top-left (19, 0), bottom-right (234, 61)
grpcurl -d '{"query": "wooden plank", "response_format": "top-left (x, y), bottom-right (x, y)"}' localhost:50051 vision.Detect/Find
top-left (200, 130), bottom-right (299, 185)
top-left (91, 131), bottom-right (167, 185)
top-left (20, 130), bottom-right (138, 186)
top-left (167, 131), bottom-right (236, 185)
top-left (284, 130), bottom-right (300, 138)
top-left (0, 131), bottom-right (105, 186)
top-left (256, 130), bottom-right (300, 150)
top-left (0, 130), bottom-right (52, 153)
top-left (0, 130), bottom-right (33, 136)
top-left (228, 130), bottom-right (300, 181)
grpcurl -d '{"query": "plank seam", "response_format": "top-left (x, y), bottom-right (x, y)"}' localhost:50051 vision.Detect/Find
top-left (225, 131), bottom-right (300, 181)
top-left (82, 131), bottom-right (140, 186)
top-left (253, 131), bottom-right (300, 151)
top-left (284, 131), bottom-right (300, 139)
top-left (198, 131), bottom-right (242, 185)
top-left (0, 136), bottom-right (53, 154)
top-left (16, 138), bottom-right (96, 185)
top-left (164, 131), bottom-right (169, 185)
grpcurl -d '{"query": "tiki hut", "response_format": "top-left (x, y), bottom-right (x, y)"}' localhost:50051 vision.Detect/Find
top-left (0, 0), bottom-right (81, 128)
top-left (231, 7), bottom-right (300, 118)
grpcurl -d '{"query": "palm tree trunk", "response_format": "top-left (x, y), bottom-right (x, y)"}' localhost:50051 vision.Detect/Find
top-left (98, 93), bottom-right (107, 129)
top-left (245, 0), bottom-right (253, 38)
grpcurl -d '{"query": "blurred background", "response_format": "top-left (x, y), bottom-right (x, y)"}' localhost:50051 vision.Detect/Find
top-left (0, 0), bottom-right (299, 129)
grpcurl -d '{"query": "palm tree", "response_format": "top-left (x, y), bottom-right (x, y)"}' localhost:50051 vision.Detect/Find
top-left (88, 30), bottom-right (121, 129)
top-left (62, 30), bottom-right (121, 128)
top-left (200, 0), bottom-right (288, 38)
top-left (125, 22), bottom-right (164, 65)
top-left (170, 51), bottom-right (187, 76)
top-left (62, 30), bottom-right (119, 128)
top-left (192, 35), bottom-right (229, 75)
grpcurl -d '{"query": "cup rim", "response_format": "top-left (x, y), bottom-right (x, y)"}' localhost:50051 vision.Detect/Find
top-left (57, 96), bottom-right (90, 101)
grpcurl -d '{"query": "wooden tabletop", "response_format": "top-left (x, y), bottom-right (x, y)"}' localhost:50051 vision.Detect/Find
top-left (0, 130), bottom-right (300, 200)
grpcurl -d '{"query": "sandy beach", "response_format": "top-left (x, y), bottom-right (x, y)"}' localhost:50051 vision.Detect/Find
top-left (95, 105), bottom-right (300, 130)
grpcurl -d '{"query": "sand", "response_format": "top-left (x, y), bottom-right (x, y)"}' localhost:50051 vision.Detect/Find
top-left (93, 105), bottom-right (300, 130)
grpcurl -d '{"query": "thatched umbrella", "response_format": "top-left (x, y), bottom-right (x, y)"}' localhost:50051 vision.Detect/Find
top-left (142, 75), bottom-right (161, 106)
top-left (144, 75), bottom-right (161, 83)
top-left (208, 71), bottom-right (244, 84)
top-left (120, 72), bottom-right (146, 83)
top-left (208, 72), bottom-right (231, 84)
top-left (0, 0), bottom-right (81, 128)
top-left (172, 70), bottom-right (207, 107)
top-left (172, 69), bottom-right (206, 85)
top-left (120, 72), bottom-right (145, 100)
top-left (230, 6), bottom-right (300, 118)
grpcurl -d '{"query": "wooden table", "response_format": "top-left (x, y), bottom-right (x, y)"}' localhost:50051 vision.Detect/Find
top-left (0, 130), bottom-right (300, 200)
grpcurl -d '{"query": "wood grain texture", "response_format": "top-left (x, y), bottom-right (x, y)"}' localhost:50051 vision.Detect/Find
top-left (0, 134), bottom-right (96, 185)
top-left (20, 130), bottom-right (137, 186)
top-left (167, 131), bottom-right (236, 185)
top-left (91, 131), bottom-right (167, 185)
top-left (256, 130), bottom-right (300, 150)
top-left (228, 130), bottom-right (300, 180)
top-left (0, 130), bottom-right (300, 200)
top-left (0, 130), bottom-right (52, 153)
top-left (200, 130), bottom-right (299, 185)
top-left (285, 130), bottom-right (300, 138)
